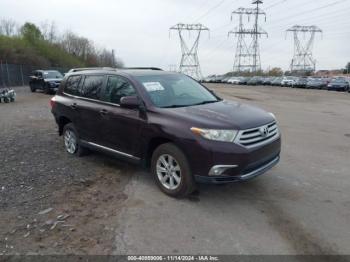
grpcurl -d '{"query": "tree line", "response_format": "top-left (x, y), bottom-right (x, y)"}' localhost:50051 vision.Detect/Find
top-left (0, 18), bottom-right (124, 68)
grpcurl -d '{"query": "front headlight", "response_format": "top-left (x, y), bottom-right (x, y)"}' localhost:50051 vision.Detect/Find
top-left (190, 127), bottom-right (237, 142)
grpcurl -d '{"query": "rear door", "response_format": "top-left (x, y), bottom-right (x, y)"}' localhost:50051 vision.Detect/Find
top-left (74, 74), bottom-right (107, 144)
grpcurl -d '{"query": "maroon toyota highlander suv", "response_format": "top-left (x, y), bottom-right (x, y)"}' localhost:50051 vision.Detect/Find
top-left (51, 68), bottom-right (281, 197)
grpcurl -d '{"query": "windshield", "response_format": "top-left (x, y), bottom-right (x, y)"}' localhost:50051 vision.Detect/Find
top-left (43, 71), bottom-right (63, 79)
top-left (135, 74), bottom-right (219, 108)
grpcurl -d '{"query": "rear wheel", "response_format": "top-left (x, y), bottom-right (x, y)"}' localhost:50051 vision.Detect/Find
top-left (62, 123), bottom-right (88, 157)
top-left (151, 143), bottom-right (196, 197)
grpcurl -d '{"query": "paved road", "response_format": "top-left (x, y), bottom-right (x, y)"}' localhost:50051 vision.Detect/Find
top-left (113, 85), bottom-right (350, 255)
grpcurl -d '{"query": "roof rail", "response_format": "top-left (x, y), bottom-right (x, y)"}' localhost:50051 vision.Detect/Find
top-left (68, 67), bottom-right (117, 73)
top-left (122, 67), bottom-right (163, 71)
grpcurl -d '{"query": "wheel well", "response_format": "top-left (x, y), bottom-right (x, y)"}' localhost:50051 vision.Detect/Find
top-left (58, 116), bottom-right (71, 135)
top-left (144, 137), bottom-right (173, 168)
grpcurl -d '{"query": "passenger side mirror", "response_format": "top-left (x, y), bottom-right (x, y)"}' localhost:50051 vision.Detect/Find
top-left (120, 96), bottom-right (140, 109)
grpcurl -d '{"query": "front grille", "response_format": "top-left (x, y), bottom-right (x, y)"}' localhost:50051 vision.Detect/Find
top-left (235, 121), bottom-right (279, 148)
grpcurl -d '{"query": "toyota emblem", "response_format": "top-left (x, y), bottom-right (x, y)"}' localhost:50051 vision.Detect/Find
top-left (259, 126), bottom-right (269, 137)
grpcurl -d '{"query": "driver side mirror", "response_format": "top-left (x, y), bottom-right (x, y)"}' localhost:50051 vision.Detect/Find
top-left (120, 96), bottom-right (140, 109)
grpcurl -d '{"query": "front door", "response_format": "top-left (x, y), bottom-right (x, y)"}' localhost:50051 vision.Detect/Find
top-left (99, 75), bottom-right (145, 156)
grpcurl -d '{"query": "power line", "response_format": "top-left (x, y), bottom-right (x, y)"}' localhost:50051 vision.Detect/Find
top-left (270, 0), bottom-right (348, 24)
top-left (265, 0), bottom-right (287, 10)
top-left (193, 0), bottom-right (228, 22)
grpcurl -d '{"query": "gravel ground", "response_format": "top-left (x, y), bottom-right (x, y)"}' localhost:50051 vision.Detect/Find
top-left (1, 85), bottom-right (350, 256)
top-left (0, 87), bottom-right (137, 255)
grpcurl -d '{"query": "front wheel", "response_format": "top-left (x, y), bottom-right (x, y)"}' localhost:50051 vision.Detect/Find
top-left (151, 143), bottom-right (196, 198)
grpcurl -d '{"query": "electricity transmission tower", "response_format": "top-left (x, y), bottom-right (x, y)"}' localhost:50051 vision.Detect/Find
top-left (286, 25), bottom-right (322, 73)
top-left (228, 0), bottom-right (267, 73)
top-left (170, 23), bottom-right (209, 80)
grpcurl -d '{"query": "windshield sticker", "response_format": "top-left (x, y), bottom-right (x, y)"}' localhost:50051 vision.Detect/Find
top-left (143, 82), bottom-right (164, 92)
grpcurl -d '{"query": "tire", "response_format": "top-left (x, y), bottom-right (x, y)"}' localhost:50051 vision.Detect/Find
top-left (3, 97), bottom-right (9, 103)
top-left (151, 143), bottom-right (196, 198)
top-left (62, 123), bottom-right (88, 157)
top-left (30, 84), bottom-right (36, 92)
top-left (44, 83), bottom-right (51, 94)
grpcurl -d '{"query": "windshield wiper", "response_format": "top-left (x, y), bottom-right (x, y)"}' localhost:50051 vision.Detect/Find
top-left (162, 104), bottom-right (186, 108)
top-left (191, 100), bottom-right (218, 106)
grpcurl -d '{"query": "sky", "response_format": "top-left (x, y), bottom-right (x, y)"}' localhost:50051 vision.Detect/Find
top-left (1, 0), bottom-right (349, 76)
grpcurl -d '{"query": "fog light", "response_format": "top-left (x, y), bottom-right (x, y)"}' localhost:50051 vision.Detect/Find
top-left (209, 165), bottom-right (238, 176)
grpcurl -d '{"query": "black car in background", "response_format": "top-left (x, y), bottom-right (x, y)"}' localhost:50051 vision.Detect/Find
top-left (327, 78), bottom-right (349, 91)
top-left (306, 78), bottom-right (328, 89)
top-left (29, 70), bottom-right (64, 94)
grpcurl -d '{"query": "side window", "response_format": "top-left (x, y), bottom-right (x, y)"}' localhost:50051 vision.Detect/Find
top-left (80, 75), bottom-right (105, 100)
top-left (104, 76), bottom-right (136, 104)
top-left (64, 75), bottom-right (82, 96)
top-left (37, 72), bottom-right (43, 78)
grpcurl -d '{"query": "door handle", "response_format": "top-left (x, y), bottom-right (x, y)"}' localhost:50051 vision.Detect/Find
top-left (100, 109), bottom-right (108, 115)
top-left (70, 103), bottom-right (77, 110)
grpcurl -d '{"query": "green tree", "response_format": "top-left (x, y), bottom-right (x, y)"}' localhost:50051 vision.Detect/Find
top-left (20, 22), bottom-right (43, 42)
top-left (267, 67), bottom-right (283, 76)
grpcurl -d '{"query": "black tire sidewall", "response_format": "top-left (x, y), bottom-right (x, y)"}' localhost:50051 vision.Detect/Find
top-left (151, 143), bottom-right (195, 197)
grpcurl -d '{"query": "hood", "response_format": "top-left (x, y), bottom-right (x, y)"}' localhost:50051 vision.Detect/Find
top-left (161, 100), bottom-right (275, 130)
top-left (44, 78), bottom-right (62, 82)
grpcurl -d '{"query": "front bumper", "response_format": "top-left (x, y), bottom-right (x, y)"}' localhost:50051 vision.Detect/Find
top-left (195, 154), bottom-right (280, 184)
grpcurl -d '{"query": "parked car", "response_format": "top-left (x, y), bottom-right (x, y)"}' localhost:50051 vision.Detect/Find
top-left (227, 77), bottom-right (242, 85)
top-left (247, 76), bottom-right (263, 86)
top-left (239, 77), bottom-right (250, 85)
top-left (213, 75), bottom-right (227, 83)
top-left (271, 77), bottom-right (283, 86)
top-left (262, 77), bottom-right (274, 85)
top-left (293, 77), bottom-right (308, 88)
top-left (327, 78), bottom-right (349, 92)
top-left (281, 76), bottom-right (298, 87)
top-left (306, 78), bottom-right (328, 89)
top-left (29, 70), bottom-right (63, 94)
top-left (221, 76), bottom-right (232, 83)
top-left (51, 68), bottom-right (281, 197)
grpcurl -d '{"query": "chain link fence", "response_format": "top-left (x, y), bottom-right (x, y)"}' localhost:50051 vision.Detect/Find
top-left (0, 61), bottom-right (69, 87)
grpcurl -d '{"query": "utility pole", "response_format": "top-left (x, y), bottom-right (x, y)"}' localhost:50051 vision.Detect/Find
top-left (229, 1), bottom-right (267, 73)
top-left (170, 23), bottom-right (209, 80)
top-left (286, 25), bottom-right (322, 74)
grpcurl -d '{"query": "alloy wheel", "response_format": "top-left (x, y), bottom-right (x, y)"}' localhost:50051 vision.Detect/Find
top-left (156, 154), bottom-right (182, 190)
top-left (64, 130), bottom-right (77, 154)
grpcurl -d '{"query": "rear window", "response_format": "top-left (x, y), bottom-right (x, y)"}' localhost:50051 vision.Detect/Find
top-left (64, 75), bottom-right (82, 96)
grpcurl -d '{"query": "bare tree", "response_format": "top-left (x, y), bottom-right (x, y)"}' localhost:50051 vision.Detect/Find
top-left (40, 20), bottom-right (58, 43)
top-left (0, 18), bottom-right (18, 36)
